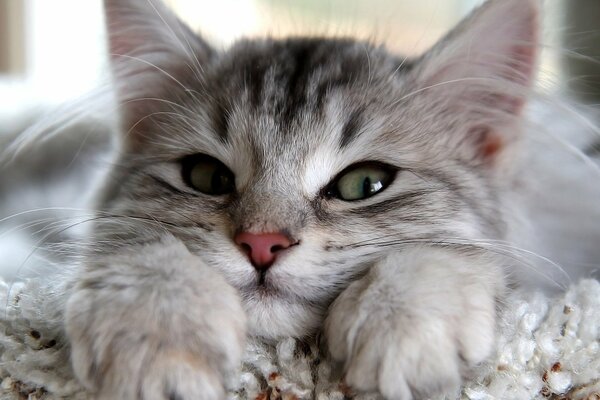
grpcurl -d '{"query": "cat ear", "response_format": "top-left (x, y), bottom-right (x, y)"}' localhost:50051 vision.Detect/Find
top-left (411, 0), bottom-right (539, 160)
top-left (103, 0), bottom-right (214, 129)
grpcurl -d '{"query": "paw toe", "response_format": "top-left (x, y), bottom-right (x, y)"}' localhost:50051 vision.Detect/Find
top-left (141, 352), bottom-right (224, 400)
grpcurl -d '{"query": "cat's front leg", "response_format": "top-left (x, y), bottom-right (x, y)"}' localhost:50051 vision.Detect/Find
top-left (65, 235), bottom-right (246, 400)
top-left (325, 247), bottom-right (504, 400)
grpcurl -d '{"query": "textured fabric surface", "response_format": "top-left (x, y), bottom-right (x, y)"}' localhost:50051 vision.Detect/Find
top-left (0, 278), bottom-right (599, 400)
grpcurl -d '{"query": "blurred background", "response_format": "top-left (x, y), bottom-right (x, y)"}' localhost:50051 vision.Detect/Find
top-left (2, 0), bottom-right (600, 120)
top-left (0, 0), bottom-right (599, 281)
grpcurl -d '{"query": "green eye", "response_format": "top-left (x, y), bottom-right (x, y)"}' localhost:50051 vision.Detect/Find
top-left (182, 154), bottom-right (235, 195)
top-left (331, 164), bottom-right (394, 201)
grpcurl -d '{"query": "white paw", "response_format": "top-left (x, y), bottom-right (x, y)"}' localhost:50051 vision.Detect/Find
top-left (325, 249), bottom-right (500, 400)
top-left (135, 351), bottom-right (225, 400)
top-left (91, 347), bottom-right (226, 400)
top-left (65, 237), bottom-right (246, 400)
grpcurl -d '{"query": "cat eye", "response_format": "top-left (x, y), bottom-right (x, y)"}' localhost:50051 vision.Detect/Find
top-left (327, 163), bottom-right (395, 201)
top-left (181, 154), bottom-right (235, 195)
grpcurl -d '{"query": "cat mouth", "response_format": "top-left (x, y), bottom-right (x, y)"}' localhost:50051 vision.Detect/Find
top-left (238, 270), bottom-right (289, 299)
top-left (238, 278), bottom-right (282, 300)
top-left (257, 270), bottom-right (268, 286)
top-left (255, 272), bottom-right (280, 294)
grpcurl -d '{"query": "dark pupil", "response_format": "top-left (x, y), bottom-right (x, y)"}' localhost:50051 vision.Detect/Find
top-left (363, 176), bottom-right (372, 197)
top-left (211, 167), bottom-right (231, 193)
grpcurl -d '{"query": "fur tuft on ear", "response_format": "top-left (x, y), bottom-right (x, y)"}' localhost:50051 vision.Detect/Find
top-left (103, 0), bottom-right (215, 132)
top-left (409, 0), bottom-right (539, 161)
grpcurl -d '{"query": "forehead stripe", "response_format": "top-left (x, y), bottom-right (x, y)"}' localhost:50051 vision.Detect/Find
top-left (339, 107), bottom-right (364, 148)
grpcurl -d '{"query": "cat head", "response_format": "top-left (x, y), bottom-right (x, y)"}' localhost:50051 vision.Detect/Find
top-left (99, 0), bottom-right (538, 339)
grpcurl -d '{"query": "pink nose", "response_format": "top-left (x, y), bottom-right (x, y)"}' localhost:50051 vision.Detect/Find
top-left (234, 232), bottom-right (293, 269)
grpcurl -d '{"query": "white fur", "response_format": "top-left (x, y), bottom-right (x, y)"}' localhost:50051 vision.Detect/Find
top-left (65, 236), bottom-right (246, 399)
top-left (325, 247), bottom-right (502, 399)
top-left (3, 0), bottom-right (597, 399)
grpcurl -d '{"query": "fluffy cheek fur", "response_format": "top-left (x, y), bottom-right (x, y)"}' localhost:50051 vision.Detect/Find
top-left (186, 239), bottom-right (328, 340)
top-left (191, 229), bottom-right (370, 339)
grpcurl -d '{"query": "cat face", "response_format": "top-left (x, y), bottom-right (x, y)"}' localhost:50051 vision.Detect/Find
top-left (99, 0), bottom-right (536, 339)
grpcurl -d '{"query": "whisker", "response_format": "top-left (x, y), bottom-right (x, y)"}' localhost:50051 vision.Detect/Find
top-left (112, 53), bottom-right (195, 95)
top-left (3, 211), bottom-right (186, 313)
top-left (389, 77), bottom-right (491, 107)
top-left (144, 0), bottom-right (208, 86)
top-left (0, 207), bottom-right (96, 224)
top-left (335, 236), bottom-right (569, 290)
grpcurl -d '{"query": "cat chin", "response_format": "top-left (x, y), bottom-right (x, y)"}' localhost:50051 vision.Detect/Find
top-left (242, 294), bottom-right (324, 340)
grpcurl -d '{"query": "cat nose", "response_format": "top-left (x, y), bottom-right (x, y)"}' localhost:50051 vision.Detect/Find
top-left (234, 232), bottom-right (294, 269)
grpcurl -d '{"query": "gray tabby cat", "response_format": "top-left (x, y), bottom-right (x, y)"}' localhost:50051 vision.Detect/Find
top-left (63, 0), bottom-right (600, 399)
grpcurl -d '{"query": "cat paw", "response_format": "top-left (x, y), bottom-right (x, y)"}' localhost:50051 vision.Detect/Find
top-left (128, 350), bottom-right (225, 400)
top-left (65, 237), bottom-right (246, 400)
top-left (97, 349), bottom-right (225, 400)
top-left (325, 249), bottom-right (499, 400)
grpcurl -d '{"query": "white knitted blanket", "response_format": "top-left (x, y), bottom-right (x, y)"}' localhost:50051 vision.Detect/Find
top-left (0, 278), bottom-right (599, 400)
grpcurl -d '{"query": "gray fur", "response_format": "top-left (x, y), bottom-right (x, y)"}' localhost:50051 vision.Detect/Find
top-left (54, 0), bottom-right (600, 399)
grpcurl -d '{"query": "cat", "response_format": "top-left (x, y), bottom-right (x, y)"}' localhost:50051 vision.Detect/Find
top-left (59, 0), bottom-right (600, 399)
